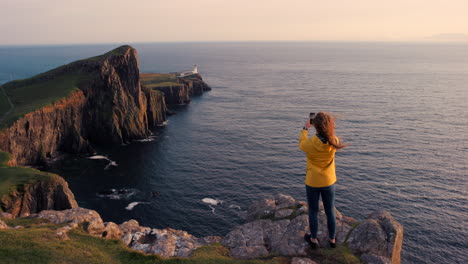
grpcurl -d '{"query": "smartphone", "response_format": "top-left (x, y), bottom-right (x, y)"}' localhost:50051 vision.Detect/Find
top-left (309, 112), bottom-right (315, 124)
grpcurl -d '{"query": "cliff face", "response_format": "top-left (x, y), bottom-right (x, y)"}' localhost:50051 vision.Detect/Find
top-left (0, 46), bottom-right (167, 166)
top-left (144, 88), bottom-right (167, 128)
top-left (0, 90), bottom-right (91, 166)
top-left (0, 174), bottom-right (78, 217)
top-left (178, 73), bottom-right (212, 96)
top-left (80, 47), bottom-right (152, 145)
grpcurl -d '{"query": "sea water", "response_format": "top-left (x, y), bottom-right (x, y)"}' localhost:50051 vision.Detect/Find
top-left (0, 42), bottom-right (467, 263)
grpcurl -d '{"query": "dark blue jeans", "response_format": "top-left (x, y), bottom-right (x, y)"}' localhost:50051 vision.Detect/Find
top-left (306, 184), bottom-right (336, 239)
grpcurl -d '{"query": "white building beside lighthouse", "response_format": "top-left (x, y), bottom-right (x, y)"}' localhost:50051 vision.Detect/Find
top-left (177, 65), bottom-right (198, 77)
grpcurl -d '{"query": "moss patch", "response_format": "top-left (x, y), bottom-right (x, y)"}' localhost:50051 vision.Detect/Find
top-left (307, 244), bottom-right (361, 264)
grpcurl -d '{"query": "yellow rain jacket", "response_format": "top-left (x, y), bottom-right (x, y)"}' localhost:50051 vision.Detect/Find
top-left (298, 129), bottom-right (337, 187)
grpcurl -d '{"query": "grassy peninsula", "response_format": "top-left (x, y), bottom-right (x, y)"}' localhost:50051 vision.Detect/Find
top-left (0, 45), bottom-right (135, 129)
top-left (140, 73), bottom-right (183, 88)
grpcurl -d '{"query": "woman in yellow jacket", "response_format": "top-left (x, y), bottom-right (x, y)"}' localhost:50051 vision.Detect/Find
top-left (299, 112), bottom-right (347, 249)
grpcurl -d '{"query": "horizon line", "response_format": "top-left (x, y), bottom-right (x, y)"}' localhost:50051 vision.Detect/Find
top-left (1, 39), bottom-right (468, 47)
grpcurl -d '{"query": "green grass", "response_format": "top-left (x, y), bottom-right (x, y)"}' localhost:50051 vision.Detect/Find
top-left (0, 222), bottom-right (161, 264)
top-left (307, 244), bottom-right (362, 264)
top-left (140, 73), bottom-right (184, 90)
top-left (140, 73), bottom-right (177, 84)
top-left (146, 82), bottom-right (183, 88)
top-left (0, 45), bottom-right (135, 129)
top-left (0, 72), bottom-right (89, 128)
top-left (0, 87), bottom-right (11, 117)
top-left (163, 244), bottom-right (286, 264)
top-left (0, 151), bottom-right (55, 200)
top-left (0, 218), bottom-right (285, 264)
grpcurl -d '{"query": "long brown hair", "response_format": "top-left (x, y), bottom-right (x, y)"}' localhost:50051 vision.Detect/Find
top-left (312, 112), bottom-right (348, 150)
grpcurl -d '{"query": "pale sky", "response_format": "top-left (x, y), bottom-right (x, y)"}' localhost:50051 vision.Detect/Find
top-left (0, 0), bottom-right (467, 45)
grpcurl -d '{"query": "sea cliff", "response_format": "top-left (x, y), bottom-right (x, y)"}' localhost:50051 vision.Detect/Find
top-left (0, 46), bottom-right (170, 166)
top-left (0, 45), bottom-right (209, 216)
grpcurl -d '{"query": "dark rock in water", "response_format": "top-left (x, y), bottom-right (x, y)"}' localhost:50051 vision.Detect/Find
top-left (97, 188), bottom-right (138, 199)
top-left (151, 191), bottom-right (160, 197)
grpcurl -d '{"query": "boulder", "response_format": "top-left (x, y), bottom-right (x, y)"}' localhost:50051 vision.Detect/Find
top-left (347, 210), bottom-right (403, 264)
top-left (291, 257), bottom-right (318, 264)
top-left (360, 253), bottom-right (392, 264)
top-left (37, 208), bottom-right (105, 236)
top-left (246, 197), bottom-right (276, 221)
top-left (103, 222), bottom-right (123, 240)
top-left (119, 219), bottom-right (150, 234)
top-left (121, 226), bottom-right (221, 257)
top-left (117, 219), bottom-right (221, 257)
top-left (0, 219), bottom-right (8, 230)
top-left (223, 194), bottom-right (355, 258)
top-left (0, 212), bottom-right (13, 219)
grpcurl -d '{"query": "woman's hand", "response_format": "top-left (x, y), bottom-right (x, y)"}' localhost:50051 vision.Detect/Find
top-left (304, 120), bottom-right (313, 130)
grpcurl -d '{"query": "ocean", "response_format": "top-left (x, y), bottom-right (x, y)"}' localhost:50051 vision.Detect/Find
top-left (0, 42), bottom-right (467, 263)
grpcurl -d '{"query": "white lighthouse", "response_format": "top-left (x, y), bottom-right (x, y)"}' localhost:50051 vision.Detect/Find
top-left (177, 65), bottom-right (199, 77)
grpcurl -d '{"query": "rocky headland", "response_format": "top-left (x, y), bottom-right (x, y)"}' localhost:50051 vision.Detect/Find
top-left (0, 46), bottom-right (403, 264)
top-left (0, 194), bottom-right (403, 264)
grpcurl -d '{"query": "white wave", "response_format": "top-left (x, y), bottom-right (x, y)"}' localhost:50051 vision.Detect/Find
top-left (125, 202), bottom-right (141, 210)
top-left (202, 198), bottom-right (224, 215)
top-left (229, 204), bottom-right (241, 210)
top-left (88, 155), bottom-right (108, 160)
top-left (202, 198), bottom-right (223, 206)
top-left (125, 202), bottom-right (148, 210)
top-left (134, 136), bottom-right (157, 142)
top-left (88, 155), bottom-right (118, 170)
top-left (97, 188), bottom-right (138, 200)
top-left (157, 120), bottom-right (169, 127)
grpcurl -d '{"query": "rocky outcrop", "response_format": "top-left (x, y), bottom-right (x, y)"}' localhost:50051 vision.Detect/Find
top-left (5, 195), bottom-right (403, 263)
top-left (143, 88), bottom-right (167, 128)
top-left (0, 175), bottom-right (78, 217)
top-left (152, 84), bottom-right (191, 105)
top-left (152, 74), bottom-right (211, 106)
top-left (178, 74), bottom-right (211, 96)
top-left (38, 207), bottom-right (105, 236)
top-left (291, 257), bottom-right (318, 264)
top-left (0, 45), bottom-right (168, 166)
top-left (348, 210), bottom-right (404, 264)
top-left (222, 194), bottom-right (403, 264)
top-left (223, 194), bottom-right (356, 259)
top-left (32, 208), bottom-right (221, 257)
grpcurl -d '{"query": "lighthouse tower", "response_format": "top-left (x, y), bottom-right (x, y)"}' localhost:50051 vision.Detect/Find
top-left (193, 64), bottom-right (198, 74)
